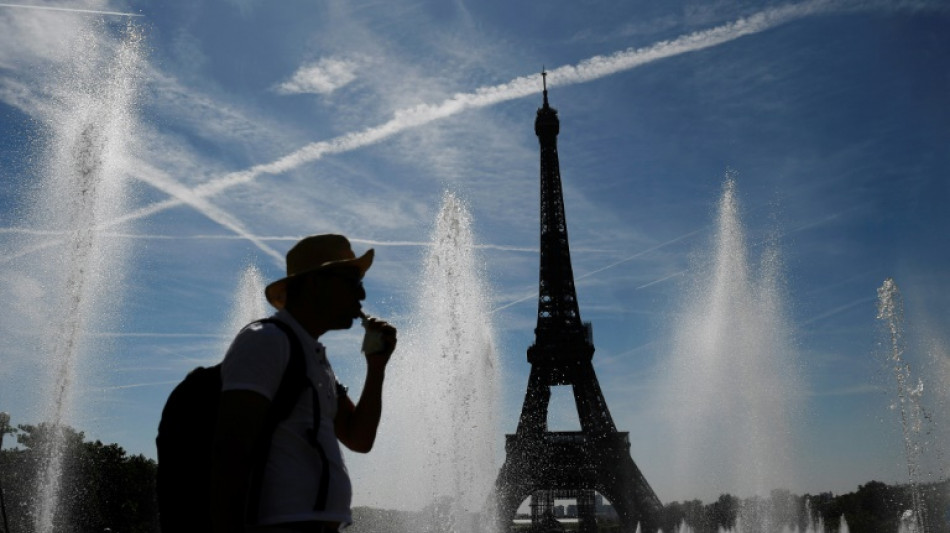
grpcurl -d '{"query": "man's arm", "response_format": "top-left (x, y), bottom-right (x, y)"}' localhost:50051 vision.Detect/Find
top-left (211, 389), bottom-right (270, 533)
top-left (335, 319), bottom-right (396, 453)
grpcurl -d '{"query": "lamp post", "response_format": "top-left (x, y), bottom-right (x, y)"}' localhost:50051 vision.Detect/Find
top-left (0, 411), bottom-right (10, 533)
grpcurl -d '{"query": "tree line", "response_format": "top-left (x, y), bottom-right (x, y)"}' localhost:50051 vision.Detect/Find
top-left (655, 481), bottom-right (950, 533)
top-left (0, 422), bottom-right (947, 533)
top-left (0, 423), bottom-right (158, 533)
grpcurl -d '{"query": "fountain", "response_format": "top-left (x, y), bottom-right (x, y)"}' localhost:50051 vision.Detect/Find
top-left (365, 191), bottom-right (500, 533)
top-left (657, 176), bottom-right (802, 508)
top-left (877, 278), bottom-right (931, 533)
top-left (3, 19), bottom-right (145, 532)
top-left (221, 264), bottom-right (269, 349)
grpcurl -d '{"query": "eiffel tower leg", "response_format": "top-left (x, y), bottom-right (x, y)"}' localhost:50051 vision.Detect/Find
top-left (494, 463), bottom-right (534, 533)
top-left (571, 363), bottom-right (616, 435)
top-left (516, 366), bottom-right (552, 434)
top-left (595, 454), bottom-right (662, 533)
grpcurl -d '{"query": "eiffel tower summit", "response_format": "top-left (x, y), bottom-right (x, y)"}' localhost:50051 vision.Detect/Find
top-left (493, 73), bottom-right (662, 533)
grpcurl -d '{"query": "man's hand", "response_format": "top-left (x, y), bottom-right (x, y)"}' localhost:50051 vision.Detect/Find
top-left (361, 316), bottom-right (397, 366)
top-left (337, 315), bottom-right (396, 453)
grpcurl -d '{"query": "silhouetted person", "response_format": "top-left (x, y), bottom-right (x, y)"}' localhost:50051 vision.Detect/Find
top-left (211, 234), bottom-right (396, 533)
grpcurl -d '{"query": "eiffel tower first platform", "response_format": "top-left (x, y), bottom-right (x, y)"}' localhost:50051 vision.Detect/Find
top-left (493, 74), bottom-right (662, 533)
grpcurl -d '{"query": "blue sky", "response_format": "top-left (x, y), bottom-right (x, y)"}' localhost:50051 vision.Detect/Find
top-left (0, 0), bottom-right (948, 509)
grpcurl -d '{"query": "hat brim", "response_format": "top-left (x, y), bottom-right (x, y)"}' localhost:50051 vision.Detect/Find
top-left (265, 248), bottom-right (374, 309)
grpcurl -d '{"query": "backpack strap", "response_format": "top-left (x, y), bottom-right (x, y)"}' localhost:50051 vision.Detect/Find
top-left (245, 318), bottom-right (311, 524)
top-left (307, 386), bottom-right (332, 512)
top-left (262, 319), bottom-right (310, 421)
top-left (306, 380), bottom-right (348, 511)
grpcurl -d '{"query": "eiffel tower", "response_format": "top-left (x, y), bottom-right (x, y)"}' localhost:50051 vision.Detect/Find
top-left (493, 73), bottom-right (662, 533)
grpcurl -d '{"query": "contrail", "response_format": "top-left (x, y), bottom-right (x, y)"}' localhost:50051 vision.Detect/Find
top-left (114, 0), bottom-right (840, 230)
top-left (131, 163), bottom-right (285, 262)
top-left (0, 2), bottom-right (142, 17)
top-left (810, 383), bottom-right (884, 397)
top-left (490, 228), bottom-right (704, 313)
top-left (799, 295), bottom-right (876, 326)
top-left (91, 332), bottom-right (225, 338)
top-left (576, 229), bottom-right (704, 281)
top-left (0, 161), bottom-right (284, 265)
top-left (636, 270), bottom-right (686, 290)
top-left (97, 380), bottom-right (180, 391)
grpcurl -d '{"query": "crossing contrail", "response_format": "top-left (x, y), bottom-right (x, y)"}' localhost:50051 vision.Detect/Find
top-left (0, 2), bottom-right (142, 17)
top-left (114, 0), bottom-right (841, 231)
top-left (490, 228), bottom-right (704, 314)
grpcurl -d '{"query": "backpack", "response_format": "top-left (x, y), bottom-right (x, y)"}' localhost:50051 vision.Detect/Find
top-left (156, 318), bottom-right (309, 533)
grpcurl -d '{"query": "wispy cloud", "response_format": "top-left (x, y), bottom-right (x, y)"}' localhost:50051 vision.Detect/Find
top-left (111, 0), bottom-right (846, 239)
top-left (0, 3), bottom-right (103, 73)
top-left (142, 68), bottom-right (310, 171)
top-left (0, 2), bottom-right (141, 17)
top-left (274, 57), bottom-right (362, 95)
top-left (14, 0), bottom-right (932, 271)
top-left (0, 230), bottom-right (443, 248)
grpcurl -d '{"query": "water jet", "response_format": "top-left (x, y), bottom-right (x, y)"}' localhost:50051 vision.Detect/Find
top-left (9, 20), bottom-right (145, 532)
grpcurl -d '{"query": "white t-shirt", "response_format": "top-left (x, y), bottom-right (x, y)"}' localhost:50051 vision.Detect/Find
top-left (220, 310), bottom-right (352, 526)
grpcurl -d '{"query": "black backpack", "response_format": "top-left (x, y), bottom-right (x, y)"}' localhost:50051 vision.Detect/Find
top-left (156, 318), bottom-right (309, 533)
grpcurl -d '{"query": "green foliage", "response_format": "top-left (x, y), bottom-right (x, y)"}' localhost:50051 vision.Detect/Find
top-left (0, 421), bottom-right (159, 533)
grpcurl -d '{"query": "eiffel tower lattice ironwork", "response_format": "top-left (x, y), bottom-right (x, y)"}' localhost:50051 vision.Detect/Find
top-left (493, 74), bottom-right (662, 533)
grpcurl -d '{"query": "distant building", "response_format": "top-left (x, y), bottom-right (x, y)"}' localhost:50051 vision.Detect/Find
top-left (593, 494), bottom-right (618, 519)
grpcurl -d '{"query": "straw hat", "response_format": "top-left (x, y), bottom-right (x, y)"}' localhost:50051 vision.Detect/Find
top-left (265, 234), bottom-right (374, 309)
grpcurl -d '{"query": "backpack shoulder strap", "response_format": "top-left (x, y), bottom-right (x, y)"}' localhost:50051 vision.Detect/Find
top-left (259, 318), bottom-right (309, 420)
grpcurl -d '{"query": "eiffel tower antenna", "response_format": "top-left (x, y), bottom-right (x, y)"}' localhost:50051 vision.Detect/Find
top-left (542, 67), bottom-right (550, 107)
top-left (493, 74), bottom-right (662, 533)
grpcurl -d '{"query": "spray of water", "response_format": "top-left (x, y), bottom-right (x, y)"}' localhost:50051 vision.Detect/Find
top-left (12, 20), bottom-right (146, 532)
top-left (222, 264), bottom-right (268, 345)
top-left (658, 177), bottom-right (802, 503)
top-left (702, 497), bottom-right (850, 533)
top-left (373, 191), bottom-right (500, 532)
top-left (876, 278), bottom-right (930, 533)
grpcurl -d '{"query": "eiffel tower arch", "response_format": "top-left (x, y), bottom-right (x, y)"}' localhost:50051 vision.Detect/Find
top-left (493, 74), bottom-right (662, 533)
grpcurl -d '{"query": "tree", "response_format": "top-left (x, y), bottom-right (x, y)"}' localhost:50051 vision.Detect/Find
top-left (0, 421), bottom-right (159, 532)
top-left (708, 493), bottom-right (739, 531)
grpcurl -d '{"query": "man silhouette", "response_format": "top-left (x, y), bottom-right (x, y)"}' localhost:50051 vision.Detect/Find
top-left (211, 234), bottom-right (396, 533)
